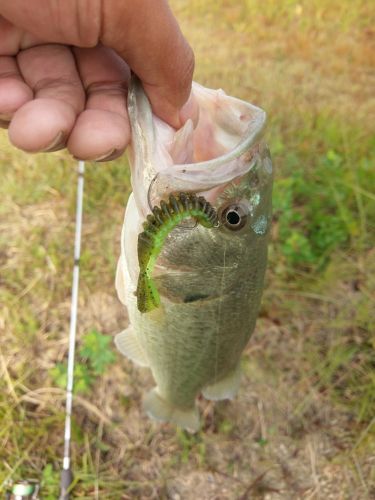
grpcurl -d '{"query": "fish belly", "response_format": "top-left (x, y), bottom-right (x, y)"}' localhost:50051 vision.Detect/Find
top-left (127, 255), bottom-right (266, 410)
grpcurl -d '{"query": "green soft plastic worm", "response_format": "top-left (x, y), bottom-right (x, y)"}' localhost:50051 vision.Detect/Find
top-left (137, 192), bottom-right (218, 313)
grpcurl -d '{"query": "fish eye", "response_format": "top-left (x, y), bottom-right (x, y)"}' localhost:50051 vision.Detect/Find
top-left (220, 203), bottom-right (248, 231)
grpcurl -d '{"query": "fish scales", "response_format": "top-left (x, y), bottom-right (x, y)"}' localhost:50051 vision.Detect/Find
top-left (115, 76), bottom-right (273, 431)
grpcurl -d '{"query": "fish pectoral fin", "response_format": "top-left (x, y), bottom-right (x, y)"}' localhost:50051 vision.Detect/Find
top-left (115, 257), bottom-right (127, 305)
top-left (143, 388), bottom-right (200, 433)
top-left (114, 327), bottom-right (149, 367)
top-left (202, 364), bottom-right (241, 401)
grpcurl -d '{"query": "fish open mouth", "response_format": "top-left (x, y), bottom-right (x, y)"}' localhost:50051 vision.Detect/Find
top-left (127, 77), bottom-right (267, 215)
top-left (165, 82), bottom-right (266, 165)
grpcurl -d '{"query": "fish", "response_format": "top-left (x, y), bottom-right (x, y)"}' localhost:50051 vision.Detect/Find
top-left (115, 76), bottom-right (273, 432)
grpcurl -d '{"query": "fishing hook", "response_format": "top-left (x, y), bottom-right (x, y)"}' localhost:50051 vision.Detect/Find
top-left (147, 173), bottom-right (198, 230)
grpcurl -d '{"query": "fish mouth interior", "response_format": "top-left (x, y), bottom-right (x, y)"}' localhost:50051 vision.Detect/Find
top-left (154, 83), bottom-right (266, 170)
top-left (190, 86), bottom-right (262, 163)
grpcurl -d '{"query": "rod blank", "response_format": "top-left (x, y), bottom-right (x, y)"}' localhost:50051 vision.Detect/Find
top-left (59, 161), bottom-right (85, 500)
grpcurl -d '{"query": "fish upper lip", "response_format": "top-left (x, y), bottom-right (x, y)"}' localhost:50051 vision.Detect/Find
top-left (148, 146), bottom-right (262, 204)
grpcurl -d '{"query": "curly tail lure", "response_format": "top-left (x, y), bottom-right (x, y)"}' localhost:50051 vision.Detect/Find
top-left (137, 192), bottom-right (218, 313)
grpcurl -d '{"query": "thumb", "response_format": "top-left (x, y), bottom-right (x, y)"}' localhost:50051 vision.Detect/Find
top-left (100, 0), bottom-right (195, 128)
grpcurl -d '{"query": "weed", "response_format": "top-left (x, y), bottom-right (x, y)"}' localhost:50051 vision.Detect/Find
top-left (80, 329), bottom-right (117, 375)
top-left (50, 330), bottom-right (116, 394)
top-left (273, 146), bottom-right (375, 272)
top-left (176, 429), bottom-right (206, 466)
top-left (40, 464), bottom-right (60, 500)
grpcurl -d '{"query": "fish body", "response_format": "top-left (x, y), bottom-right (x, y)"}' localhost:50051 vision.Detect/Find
top-left (116, 77), bottom-right (273, 431)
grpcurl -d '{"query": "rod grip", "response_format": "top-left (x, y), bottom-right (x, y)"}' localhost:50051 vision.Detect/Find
top-left (60, 469), bottom-right (73, 500)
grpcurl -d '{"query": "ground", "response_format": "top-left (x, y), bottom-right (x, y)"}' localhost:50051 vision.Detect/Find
top-left (0, 1), bottom-right (374, 498)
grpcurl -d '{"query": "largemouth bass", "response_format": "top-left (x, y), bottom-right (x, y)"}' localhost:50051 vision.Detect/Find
top-left (115, 77), bottom-right (273, 432)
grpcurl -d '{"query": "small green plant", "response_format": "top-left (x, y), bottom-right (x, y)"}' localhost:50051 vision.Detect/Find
top-left (218, 418), bottom-right (234, 435)
top-left (176, 429), bottom-right (206, 465)
top-left (79, 329), bottom-right (117, 375)
top-left (257, 437), bottom-right (268, 447)
top-left (40, 464), bottom-right (60, 500)
top-left (50, 330), bottom-right (116, 394)
top-left (273, 148), bottom-right (375, 271)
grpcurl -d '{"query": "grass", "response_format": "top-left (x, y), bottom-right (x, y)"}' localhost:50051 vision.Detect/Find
top-left (1, 0), bottom-right (374, 497)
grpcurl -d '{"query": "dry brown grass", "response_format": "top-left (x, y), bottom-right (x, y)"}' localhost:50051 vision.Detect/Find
top-left (1, 0), bottom-right (374, 498)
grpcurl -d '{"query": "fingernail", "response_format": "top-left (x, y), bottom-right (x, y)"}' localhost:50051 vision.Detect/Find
top-left (180, 93), bottom-right (199, 128)
top-left (42, 131), bottom-right (66, 152)
top-left (92, 149), bottom-right (121, 162)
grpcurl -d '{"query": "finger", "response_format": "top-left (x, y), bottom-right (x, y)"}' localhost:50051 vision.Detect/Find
top-left (8, 44), bottom-right (85, 152)
top-left (0, 2), bottom-right (100, 47)
top-left (0, 15), bottom-right (43, 55)
top-left (67, 45), bottom-right (131, 161)
top-left (0, 56), bottom-right (33, 127)
top-left (101, 0), bottom-right (195, 128)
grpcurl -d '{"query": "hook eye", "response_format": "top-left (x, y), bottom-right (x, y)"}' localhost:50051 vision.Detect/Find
top-left (147, 174), bottom-right (198, 230)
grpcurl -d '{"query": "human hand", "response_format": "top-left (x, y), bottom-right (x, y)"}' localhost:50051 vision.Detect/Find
top-left (0, 0), bottom-right (195, 161)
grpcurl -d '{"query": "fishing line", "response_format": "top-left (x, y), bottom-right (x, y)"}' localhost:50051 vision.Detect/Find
top-left (59, 160), bottom-right (85, 500)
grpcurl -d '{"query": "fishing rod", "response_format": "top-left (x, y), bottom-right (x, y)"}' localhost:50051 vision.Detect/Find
top-left (59, 160), bottom-right (85, 499)
top-left (6, 162), bottom-right (85, 500)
